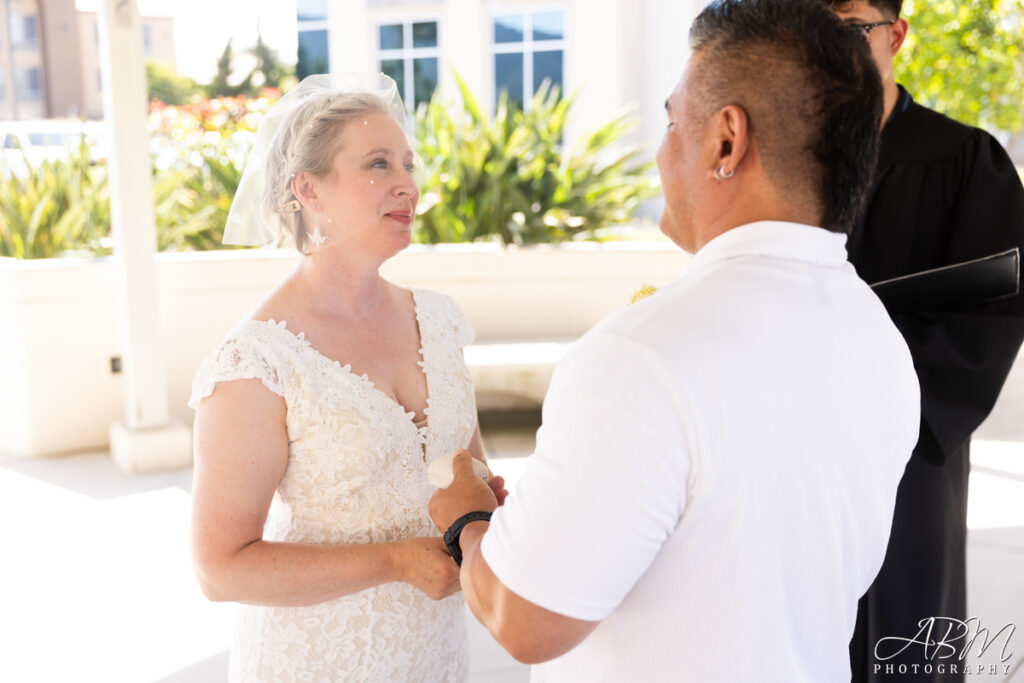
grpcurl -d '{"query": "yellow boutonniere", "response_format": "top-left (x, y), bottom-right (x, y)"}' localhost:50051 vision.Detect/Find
top-left (630, 284), bottom-right (658, 304)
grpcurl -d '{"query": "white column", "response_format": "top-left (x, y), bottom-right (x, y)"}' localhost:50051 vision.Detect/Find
top-left (442, 0), bottom-right (486, 103)
top-left (330, 0), bottom-right (373, 73)
top-left (566, 0), bottom-right (627, 151)
top-left (97, 0), bottom-right (191, 473)
top-left (633, 0), bottom-right (704, 220)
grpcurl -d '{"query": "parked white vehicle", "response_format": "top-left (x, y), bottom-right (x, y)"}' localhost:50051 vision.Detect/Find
top-left (0, 120), bottom-right (108, 177)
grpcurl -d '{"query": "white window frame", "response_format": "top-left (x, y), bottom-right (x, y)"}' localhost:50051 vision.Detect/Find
top-left (490, 6), bottom-right (566, 111)
top-left (297, 19), bottom-right (330, 32)
top-left (376, 18), bottom-right (441, 112)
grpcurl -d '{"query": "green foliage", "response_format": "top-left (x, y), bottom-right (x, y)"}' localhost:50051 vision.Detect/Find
top-left (0, 76), bottom-right (658, 258)
top-left (154, 153), bottom-right (242, 251)
top-left (898, 0), bottom-right (1024, 132)
top-left (207, 39), bottom-right (253, 99)
top-left (414, 73), bottom-right (659, 244)
top-left (252, 30), bottom-right (288, 90)
top-left (0, 94), bottom-right (272, 259)
top-left (0, 137), bottom-right (110, 259)
top-left (147, 93), bottom-right (267, 250)
top-left (146, 60), bottom-right (201, 106)
top-left (204, 36), bottom-right (294, 100)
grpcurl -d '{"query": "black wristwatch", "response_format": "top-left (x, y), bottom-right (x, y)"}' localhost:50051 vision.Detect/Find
top-left (443, 511), bottom-right (493, 567)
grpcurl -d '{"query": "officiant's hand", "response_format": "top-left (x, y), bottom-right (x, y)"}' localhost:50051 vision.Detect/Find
top-left (429, 450), bottom-right (501, 533)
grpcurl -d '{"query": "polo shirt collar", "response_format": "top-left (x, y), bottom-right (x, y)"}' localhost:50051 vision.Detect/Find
top-left (686, 221), bottom-right (849, 272)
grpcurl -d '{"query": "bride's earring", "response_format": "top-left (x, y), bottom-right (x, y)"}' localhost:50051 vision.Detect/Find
top-left (307, 212), bottom-right (328, 248)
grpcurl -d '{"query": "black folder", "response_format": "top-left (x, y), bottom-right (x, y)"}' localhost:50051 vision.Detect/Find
top-left (869, 248), bottom-right (1021, 313)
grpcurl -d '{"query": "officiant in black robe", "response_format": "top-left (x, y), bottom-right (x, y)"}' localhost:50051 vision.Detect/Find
top-left (828, 2), bottom-right (1024, 682)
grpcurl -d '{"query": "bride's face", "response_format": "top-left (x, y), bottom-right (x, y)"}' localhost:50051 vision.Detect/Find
top-left (314, 112), bottom-right (419, 258)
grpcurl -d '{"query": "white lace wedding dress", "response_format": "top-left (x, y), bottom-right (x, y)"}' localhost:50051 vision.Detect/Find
top-left (189, 288), bottom-right (476, 682)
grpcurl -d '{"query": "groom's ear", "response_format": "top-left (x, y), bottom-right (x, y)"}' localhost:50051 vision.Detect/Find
top-left (712, 104), bottom-right (750, 178)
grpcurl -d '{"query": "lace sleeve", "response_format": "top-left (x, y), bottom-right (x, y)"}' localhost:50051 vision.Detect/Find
top-left (188, 325), bottom-right (288, 409)
top-left (448, 296), bottom-right (476, 349)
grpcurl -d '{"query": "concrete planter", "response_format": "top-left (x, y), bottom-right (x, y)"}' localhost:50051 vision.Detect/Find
top-left (0, 242), bottom-right (690, 458)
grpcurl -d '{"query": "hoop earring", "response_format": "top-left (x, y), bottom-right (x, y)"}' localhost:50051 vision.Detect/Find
top-left (713, 165), bottom-right (735, 181)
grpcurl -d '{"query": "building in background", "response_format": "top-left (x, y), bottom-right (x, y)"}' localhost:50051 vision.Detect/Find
top-left (77, 9), bottom-right (173, 118)
top-left (297, 0), bottom-right (705, 182)
top-left (0, 0), bottom-right (173, 121)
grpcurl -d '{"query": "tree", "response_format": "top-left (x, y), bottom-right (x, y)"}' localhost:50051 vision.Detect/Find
top-left (252, 29), bottom-right (290, 90)
top-left (146, 60), bottom-right (200, 106)
top-left (206, 39), bottom-right (252, 98)
top-left (898, 0), bottom-right (1024, 133)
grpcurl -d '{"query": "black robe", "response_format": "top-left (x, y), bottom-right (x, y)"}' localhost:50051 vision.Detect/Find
top-left (847, 88), bottom-right (1024, 682)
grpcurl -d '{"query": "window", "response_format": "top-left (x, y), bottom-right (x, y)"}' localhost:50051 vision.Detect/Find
top-left (297, 30), bottom-right (329, 79)
top-left (142, 24), bottom-right (152, 56)
top-left (11, 15), bottom-right (38, 48)
top-left (377, 20), bottom-right (439, 112)
top-left (0, 69), bottom-right (5, 103)
top-left (297, 0), bottom-right (328, 22)
top-left (15, 67), bottom-right (41, 102)
top-left (492, 9), bottom-right (564, 110)
top-left (297, 1), bottom-right (330, 79)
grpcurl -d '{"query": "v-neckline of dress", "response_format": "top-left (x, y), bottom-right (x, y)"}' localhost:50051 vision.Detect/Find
top-left (251, 288), bottom-right (432, 433)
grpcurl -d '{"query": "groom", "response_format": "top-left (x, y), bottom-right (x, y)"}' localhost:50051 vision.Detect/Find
top-left (430, 0), bottom-right (921, 680)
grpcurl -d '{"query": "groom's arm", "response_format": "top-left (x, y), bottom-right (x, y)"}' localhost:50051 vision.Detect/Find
top-left (430, 333), bottom-right (689, 665)
top-left (429, 452), bottom-right (599, 664)
top-left (459, 521), bottom-right (600, 663)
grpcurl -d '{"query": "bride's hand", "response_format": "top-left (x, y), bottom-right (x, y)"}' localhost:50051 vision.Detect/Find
top-left (391, 536), bottom-right (461, 600)
top-left (487, 473), bottom-right (509, 506)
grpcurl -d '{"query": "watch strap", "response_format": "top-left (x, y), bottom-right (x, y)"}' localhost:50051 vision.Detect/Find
top-left (443, 511), bottom-right (493, 567)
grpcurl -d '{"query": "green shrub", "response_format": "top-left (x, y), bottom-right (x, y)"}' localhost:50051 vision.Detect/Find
top-left (0, 137), bottom-right (111, 259)
top-left (414, 73), bottom-right (660, 244)
top-left (1, 81), bottom-right (660, 258)
top-left (154, 154), bottom-right (242, 251)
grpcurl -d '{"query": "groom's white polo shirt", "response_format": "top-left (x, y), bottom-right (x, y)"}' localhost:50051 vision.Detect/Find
top-left (481, 221), bottom-right (920, 682)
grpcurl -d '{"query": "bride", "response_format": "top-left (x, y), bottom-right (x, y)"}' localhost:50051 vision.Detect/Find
top-left (188, 74), bottom-right (506, 681)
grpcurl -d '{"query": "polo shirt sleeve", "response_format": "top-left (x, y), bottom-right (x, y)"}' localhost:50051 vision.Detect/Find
top-left (480, 330), bottom-right (694, 622)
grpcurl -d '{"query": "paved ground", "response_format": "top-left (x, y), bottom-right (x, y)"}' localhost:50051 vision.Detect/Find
top-left (1, 401), bottom-right (1021, 681)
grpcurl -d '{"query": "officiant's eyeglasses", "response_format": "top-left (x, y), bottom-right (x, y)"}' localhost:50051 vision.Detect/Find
top-left (847, 20), bottom-right (895, 40)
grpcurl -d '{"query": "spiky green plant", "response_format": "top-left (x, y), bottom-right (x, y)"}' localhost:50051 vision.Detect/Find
top-left (154, 154), bottom-right (242, 251)
top-left (414, 72), bottom-right (659, 245)
top-left (0, 137), bottom-right (111, 258)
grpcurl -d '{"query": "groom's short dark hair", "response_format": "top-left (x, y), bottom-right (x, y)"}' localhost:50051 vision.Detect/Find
top-left (689, 0), bottom-right (882, 234)
top-left (823, 0), bottom-right (903, 19)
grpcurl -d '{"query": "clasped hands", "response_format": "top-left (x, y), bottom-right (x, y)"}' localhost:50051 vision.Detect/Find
top-left (429, 450), bottom-right (508, 535)
top-left (394, 451), bottom-right (508, 602)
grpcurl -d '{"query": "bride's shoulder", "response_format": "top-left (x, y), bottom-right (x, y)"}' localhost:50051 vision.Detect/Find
top-left (247, 277), bottom-right (303, 327)
top-left (399, 286), bottom-right (474, 347)
top-left (400, 285), bottom-right (458, 312)
top-left (211, 280), bottom-right (307, 357)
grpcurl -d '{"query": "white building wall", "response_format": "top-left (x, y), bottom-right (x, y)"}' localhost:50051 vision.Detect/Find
top-left (636, 0), bottom-right (705, 216)
top-left (441, 0), bottom-right (486, 101)
top-left (78, 13), bottom-right (102, 118)
top-left (328, 0), bottom-right (373, 73)
top-left (332, 0), bottom-right (706, 185)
